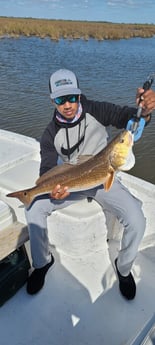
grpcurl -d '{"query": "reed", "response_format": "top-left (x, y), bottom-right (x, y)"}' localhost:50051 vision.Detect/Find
top-left (0, 17), bottom-right (155, 40)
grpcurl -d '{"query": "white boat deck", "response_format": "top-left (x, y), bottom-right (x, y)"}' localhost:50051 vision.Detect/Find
top-left (0, 129), bottom-right (155, 345)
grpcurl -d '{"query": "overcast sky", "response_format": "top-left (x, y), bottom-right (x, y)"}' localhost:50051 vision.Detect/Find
top-left (0, 0), bottom-right (155, 24)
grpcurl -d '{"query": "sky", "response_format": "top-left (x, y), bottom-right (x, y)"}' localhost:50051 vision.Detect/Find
top-left (0, 0), bottom-right (155, 24)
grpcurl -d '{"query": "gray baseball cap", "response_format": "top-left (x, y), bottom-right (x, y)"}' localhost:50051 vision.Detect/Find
top-left (49, 69), bottom-right (81, 99)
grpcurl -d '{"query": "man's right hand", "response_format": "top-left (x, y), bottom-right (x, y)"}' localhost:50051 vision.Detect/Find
top-left (50, 184), bottom-right (70, 200)
top-left (136, 88), bottom-right (155, 114)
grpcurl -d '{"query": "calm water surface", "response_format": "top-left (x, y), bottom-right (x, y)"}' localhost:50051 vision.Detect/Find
top-left (0, 36), bottom-right (155, 184)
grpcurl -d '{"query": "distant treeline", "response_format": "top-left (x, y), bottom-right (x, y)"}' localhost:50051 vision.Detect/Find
top-left (0, 17), bottom-right (155, 40)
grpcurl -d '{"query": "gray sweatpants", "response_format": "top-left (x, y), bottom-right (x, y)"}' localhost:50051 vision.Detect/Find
top-left (25, 177), bottom-right (146, 276)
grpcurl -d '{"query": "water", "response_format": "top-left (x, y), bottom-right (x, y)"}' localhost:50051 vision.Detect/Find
top-left (0, 36), bottom-right (155, 184)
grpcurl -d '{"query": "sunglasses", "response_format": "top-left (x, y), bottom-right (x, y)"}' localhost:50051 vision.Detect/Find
top-left (54, 94), bottom-right (79, 105)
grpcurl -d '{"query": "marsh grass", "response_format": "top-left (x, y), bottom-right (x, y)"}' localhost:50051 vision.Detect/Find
top-left (0, 17), bottom-right (155, 40)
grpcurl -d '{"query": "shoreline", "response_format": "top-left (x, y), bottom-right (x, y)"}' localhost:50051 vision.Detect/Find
top-left (0, 17), bottom-right (155, 41)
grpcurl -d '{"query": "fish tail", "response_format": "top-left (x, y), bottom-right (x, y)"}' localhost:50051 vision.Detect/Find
top-left (6, 190), bottom-right (32, 207)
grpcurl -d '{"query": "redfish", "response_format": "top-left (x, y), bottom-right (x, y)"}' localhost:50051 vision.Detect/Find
top-left (7, 130), bottom-right (134, 207)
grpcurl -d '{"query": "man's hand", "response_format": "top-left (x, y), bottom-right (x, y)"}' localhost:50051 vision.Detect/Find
top-left (136, 88), bottom-right (155, 116)
top-left (50, 184), bottom-right (70, 200)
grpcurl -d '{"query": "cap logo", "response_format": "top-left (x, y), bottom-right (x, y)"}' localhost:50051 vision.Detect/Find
top-left (55, 78), bottom-right (73, 87)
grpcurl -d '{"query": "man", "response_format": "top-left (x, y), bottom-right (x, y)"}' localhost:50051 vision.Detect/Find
top-left (25, 69), bottom-right (154, 299)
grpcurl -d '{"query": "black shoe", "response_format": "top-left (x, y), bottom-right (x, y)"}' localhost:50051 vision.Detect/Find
top-left (115, 258), bottom-right (136, 300)
top-left (27, 255), bottom-right (55, 295)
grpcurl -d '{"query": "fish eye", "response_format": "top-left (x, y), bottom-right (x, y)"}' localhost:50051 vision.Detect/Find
top-left (24, 192), bottom-right (27, 196)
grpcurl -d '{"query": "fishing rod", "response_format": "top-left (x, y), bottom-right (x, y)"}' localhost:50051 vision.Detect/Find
top-left (126, 73), bottom-right (154, 141)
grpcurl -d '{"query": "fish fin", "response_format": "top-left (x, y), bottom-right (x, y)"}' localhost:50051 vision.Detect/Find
top-left (76, 155), bottom-right (93, 165)
top-left (36, 163), bottom-right (73, 185)
top-left (104, 171), bottom-right (115, 191)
